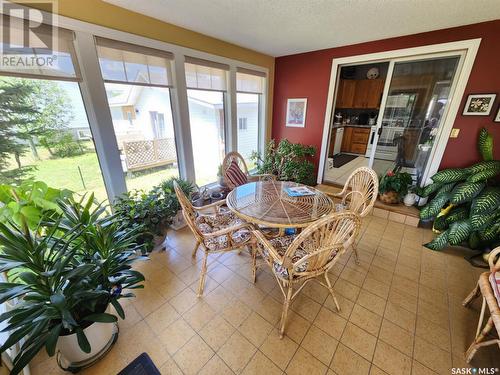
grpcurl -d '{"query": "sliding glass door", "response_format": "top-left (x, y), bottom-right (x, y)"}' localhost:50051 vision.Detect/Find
top-left (370, 55), bottom-right (461, 185)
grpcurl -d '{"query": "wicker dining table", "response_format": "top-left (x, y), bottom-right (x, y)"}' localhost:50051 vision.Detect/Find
top-left (226, 180), bottom-right (334, 229)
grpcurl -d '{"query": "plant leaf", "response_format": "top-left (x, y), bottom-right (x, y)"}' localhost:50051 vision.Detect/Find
top-left (76, 327), bottom-right (91, 353)
top-left (84, 313), bottom-right (118, 323)
top-left (45, 324), bottom-right (61, 356)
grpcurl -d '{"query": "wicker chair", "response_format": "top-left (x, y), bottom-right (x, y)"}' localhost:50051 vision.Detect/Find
top-left (173, 181), bottom-right (256, 296)
top-left (462, 246), bottom-right (500, 363)
top-left (222, 151), bottom-right (275, 190)
top-left (332, 167), bottom-right (378, 263)
top-left (252, 212), bottom-right (361, 338)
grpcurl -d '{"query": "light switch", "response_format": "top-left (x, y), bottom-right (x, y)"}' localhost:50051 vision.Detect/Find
top-left (450, 128), bottom-right (460, 138)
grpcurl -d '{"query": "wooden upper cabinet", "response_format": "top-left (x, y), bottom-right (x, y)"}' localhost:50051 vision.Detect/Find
top-left (336, 79), bottom-right (356, 108)
top-left (337, 79), bottom-right (384, 109)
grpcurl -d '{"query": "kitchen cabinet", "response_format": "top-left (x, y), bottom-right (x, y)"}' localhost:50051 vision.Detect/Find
top-left (340, 126), bottom-right (370, 154)
top-left (336, 79), bottom-right (384, 109)
top-left (336, 79), bottom-right (356, 108)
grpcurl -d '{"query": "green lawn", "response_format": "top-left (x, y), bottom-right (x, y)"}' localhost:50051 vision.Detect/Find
top-left (7, 144), bottom-right (178, 203)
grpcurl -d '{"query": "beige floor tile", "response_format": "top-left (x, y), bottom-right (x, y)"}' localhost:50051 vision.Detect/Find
top-left (340, 322), bottom-right (377, 361)
top-left (412, 360), bottom-right (439, 375)
top-left (158, 355), bottom-right (183, 375)
top-left (241, 351), bottom-right (283, 375)
top-left (158, 318), bottom-right (196, 355)
top-left (349, 304), bottom-right (382, 336)
top-left (286, 347), bottom-right (328, 375)
top-left (384, 302), bottom-right (416, 333)
top-left (223, 298), bottom-right (252, 328)
top-left (255, 295), bottom-right (284, 325)
top-left (325, 293), bottom-right (355, 320)
top-left (369, 365), bottom-right (389, 375)
top-left (330, 343), bottom-right (371, 375)
top-left (260, 330), bottom-right (299, 370)
top-left (413, 336), bottom-right (452, 374)
top-left (169, 287), bottom-right (199, 314)
top-left (340, 266), bottom-right (366, 287)
top-left (281, 310), bottom-right (312, 344)
top-left (199, 315), bottom-right (235, 351)
top-left (301, 325), bottom-right (339, 365)
top-left (204, 284), bottom-right (236, 312)
top-left (183, 301), bottom-right (216, 331)
top-left (334, 278), bottom-right (361, 301)
top-left (415, 315), bottom-right (451, 352)
top-left (144, 301), bottom-right (180, 332)
top-left (372, 340), bottom-right (411, 375)
top-left (80, 346), bottom-right (128, 375)
top-left (313, 306), bottom-right (348, 340)
top-left (173, 335), bottom-right (214, 375)
top-left (189, 274), bottom-right (219, 295)
top-left (378, 319), bottom-right (414, 357)
top-left (291, 293), bottom-right (322, 322)
top-left (198, 354), bottom-right (234, 375)
top-left (302, 281), bottom-right (330, 304)
top-left (362, 276), bottom-right (390, 299)
top-left (238, 311), bottom-right (274, 347)
top-left (356, 289), bottom-right (386, 316)
top-left (219, 331), bottom-right (257, 373)
top-left (417, 299), bottom-right (449, 328)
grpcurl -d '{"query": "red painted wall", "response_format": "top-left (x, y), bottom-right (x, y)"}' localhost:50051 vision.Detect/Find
top-left (272, 20), bottom-right (500, 172)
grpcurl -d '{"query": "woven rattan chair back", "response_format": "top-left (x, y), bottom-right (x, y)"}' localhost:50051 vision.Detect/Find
top-left (340, 167), bottom-right (378, 217)
top-left (222, 152), bottom-right (250, 189)
top-left (284, 212), bottom-right (360, 278)
top-left (173, 181), bottom-right (203, 242)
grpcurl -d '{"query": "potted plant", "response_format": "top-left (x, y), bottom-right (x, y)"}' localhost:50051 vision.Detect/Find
top-left (417, 128), bottom-right (500, 252)
top-left (0, 194), bottom-right (145, 374)
top-left (251, 139), bottom-right (316, 185)
top-left (114, 177), bottom-right (195, 250)
top-left (378, 168), bottom-right (413, 204)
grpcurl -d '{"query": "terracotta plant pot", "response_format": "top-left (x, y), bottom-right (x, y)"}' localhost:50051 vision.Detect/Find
top-left (378, 191), bottom-right (400, 204)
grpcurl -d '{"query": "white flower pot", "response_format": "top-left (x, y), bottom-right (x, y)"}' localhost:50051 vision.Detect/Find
top-left (57, 320), bottom-right (118, 370)
top-left (403, 193), bottom-right (417, 207)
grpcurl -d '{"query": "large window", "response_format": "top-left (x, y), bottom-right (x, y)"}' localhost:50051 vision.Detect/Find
top-left (185, 58), bottom-right (228, 185)
top-left (96, 37), bottom-right (179, 191)
top-left (236, 69), bottom-right (265, 168)
top-left (0, 23), bottom-right (107, 201)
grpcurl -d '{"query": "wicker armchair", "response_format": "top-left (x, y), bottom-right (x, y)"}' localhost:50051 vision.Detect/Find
top-left (222, 151), bottom-right (275, 190)
top-left (332, 167), bottom-right (378, 263)
top-left (173, 181), bottom-right (256, 296)
top-left (252, 212), bottom-right (361, 338)
top-left (462, 246), bottom-right (500, 363)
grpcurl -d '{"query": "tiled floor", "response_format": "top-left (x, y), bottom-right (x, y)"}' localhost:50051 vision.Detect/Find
top-left (30, 215), bottom-right (499, 375)
top-left (324, 156), bottom-right (393, 186)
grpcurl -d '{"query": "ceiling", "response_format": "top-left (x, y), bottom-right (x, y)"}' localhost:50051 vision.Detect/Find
top-left (103, 0), bottom-right (500, 57)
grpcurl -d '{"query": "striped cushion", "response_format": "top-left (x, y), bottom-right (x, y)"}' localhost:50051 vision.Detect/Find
top-left (490, 271), bottom-right (500, 306)
top-left (225, 161), bottom-right (248, 187)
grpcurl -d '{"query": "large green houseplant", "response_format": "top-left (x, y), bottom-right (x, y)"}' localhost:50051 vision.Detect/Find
top-left (0, 193), bottom-right (145, 374)
top-left (251, 139), bottom-right (316, 185)
top-left (418, 128), bottom-right (500, 251)
top-left (113, 177), bottom-right (195, 253)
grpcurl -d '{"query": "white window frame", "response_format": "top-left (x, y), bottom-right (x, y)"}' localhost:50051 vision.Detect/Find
top-left (1, 2), bottom-right (269, 201)
top-left (317, 39), bottom-right (481, 186)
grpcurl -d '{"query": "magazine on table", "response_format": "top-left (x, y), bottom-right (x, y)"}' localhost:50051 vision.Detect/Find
top-left (284, 186), bottom-right (316, 197)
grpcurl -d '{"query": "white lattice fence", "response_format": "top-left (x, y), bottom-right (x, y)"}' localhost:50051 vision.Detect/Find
top-left (123, 138), bottom-right (177, 172)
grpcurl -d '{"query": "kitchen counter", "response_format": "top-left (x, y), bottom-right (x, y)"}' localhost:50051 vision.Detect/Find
top-left (332, 124), bottom-right (373, 129)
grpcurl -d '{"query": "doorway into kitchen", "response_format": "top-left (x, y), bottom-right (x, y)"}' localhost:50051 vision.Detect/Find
top-left (319, 39), bottom-right (480, 188)
top-left (324, 62), bottom-right (390, 184)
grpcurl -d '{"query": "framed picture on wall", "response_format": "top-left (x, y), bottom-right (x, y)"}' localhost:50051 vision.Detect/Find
top-left (495, 106), bottom-right (500, 122)
top-left (286, 98), bottom-right (307, 127)
top-left (462, 94), bottom-right (496, 116)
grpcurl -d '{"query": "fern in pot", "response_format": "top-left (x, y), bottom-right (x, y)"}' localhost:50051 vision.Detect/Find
top-left (0, 195), bottom-right (145, 374)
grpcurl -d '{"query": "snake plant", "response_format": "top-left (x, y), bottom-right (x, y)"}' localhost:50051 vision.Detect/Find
top-left (418, 128), bottom-right (500, 251)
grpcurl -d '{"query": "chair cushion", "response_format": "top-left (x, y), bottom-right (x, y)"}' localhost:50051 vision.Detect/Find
top-left (225, 160), bottom-right (248, 187)
top-left (335, 203), bottom-right (347, 212)
top-left (195, 211), bottom-right (250, 251)
top-left (259, 235), bottom-right (338, 279)
top-left (490, 271), bottom-right (500, 306)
